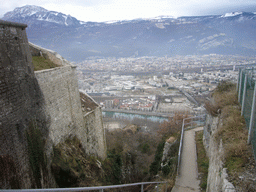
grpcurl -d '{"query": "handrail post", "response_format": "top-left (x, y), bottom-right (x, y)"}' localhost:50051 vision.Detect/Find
top-left (237, 68), bottom-right (241, 91)
top-left (157, 183), bottom-right (159, 192)
top-left (141, 184), bottom-right (143, 192)
top-left (238, 70), bottom-right (243, 103)
top-left (241, 74), bottom-right (247, 116)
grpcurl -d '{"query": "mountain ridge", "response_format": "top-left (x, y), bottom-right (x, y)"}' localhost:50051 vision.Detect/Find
top-left (2, 5), bottom-right (256, 61)
top-left (3, 5), bottom-right (81, 27)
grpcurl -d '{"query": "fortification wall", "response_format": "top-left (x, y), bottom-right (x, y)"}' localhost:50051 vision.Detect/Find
top-left (0, 20), bottom-right (54, 189)
top-left (83, 107), bottom-right (107, 159)
top-left (0, 20), bottom-right (106, 189)
top-left (34, 52), bottom-right (107, 160)
top-left (34, 66), bottom-right (84, 146)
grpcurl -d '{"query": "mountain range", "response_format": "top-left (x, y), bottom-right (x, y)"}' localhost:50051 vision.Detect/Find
top-left (2, 5), bottom-right (256, 62)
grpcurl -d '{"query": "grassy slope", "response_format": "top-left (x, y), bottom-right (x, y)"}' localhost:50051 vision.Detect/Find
top-left (32, 56), bottom-right (58, 71)
top-left (205, 81), bottom-right (256, 191)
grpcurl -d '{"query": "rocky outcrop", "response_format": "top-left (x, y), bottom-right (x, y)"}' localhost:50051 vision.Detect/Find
top-left (162, 137), bottom-right (178, 163)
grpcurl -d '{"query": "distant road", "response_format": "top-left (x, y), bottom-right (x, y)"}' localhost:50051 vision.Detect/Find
top-left (102, 108), bottom-right (173, 118)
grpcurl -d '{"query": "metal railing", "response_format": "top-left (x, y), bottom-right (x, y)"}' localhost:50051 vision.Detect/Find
top-left (177, 115), bottom-right (206, 175)
top-left (0, 181), bottom-right (167, 192)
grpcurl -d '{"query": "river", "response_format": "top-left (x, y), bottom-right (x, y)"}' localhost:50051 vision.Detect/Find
top-left (102, 111), bottom-right (169, 123)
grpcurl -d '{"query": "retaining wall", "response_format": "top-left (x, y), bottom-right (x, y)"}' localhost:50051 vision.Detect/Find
top-left (203, 115), bottom-right (235, 192)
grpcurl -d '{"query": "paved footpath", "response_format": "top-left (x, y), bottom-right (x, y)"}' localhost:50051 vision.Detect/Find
top-left (171, 127), bottom-right (203, 192)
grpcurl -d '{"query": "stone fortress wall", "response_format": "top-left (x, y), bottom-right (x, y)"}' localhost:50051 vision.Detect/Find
top-left (0, 20), bottom-right (53, 189)
top-left (34, 66), bottom-right (85, 147)
top-left (0, 20), bottom-right (106, 189)
top-left (31, 44), bottom-right (107, 160)
top-left (83, 106), bottom-right (106, 159)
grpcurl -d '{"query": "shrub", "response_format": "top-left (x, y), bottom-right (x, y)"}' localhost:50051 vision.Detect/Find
top-left (104, 149), bottom-right (123, 184)
top-left (162, 164), bottom-right (171, 176)
top-left (204, 101), bottom-right (219, 117)
top-left (139, 143), bottom-right (151, 154)
top-left (158, 113), bottom-right (186, 139)
top-left (215, 81), bottom-right (235, 93)
top-left (149, 140), bottom-right (165, 175)
top-left (205, 81), bottom-right (238, 117)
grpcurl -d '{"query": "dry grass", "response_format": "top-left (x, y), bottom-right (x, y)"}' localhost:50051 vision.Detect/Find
top-left (158, 113), bottom-right (188, 138)
top-left (158, 178), bottom-right (175, 192)
top-left (204, 101), bottom-right (219, 117)
top-left (210, 81), bottom-right (252, 185)
top-left (216, 105), bottom-right (249, 174)
top-left (204, 81), bottom-right (238, 116)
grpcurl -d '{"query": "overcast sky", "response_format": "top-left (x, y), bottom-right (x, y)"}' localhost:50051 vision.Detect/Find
top-left (1, 0), bottom-right (256, 22)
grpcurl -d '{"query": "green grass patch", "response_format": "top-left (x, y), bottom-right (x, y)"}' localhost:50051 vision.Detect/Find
top-left (225, 156), bottom-right (244, 173)
top-left (32, 56), bottom-right (58, 71)
top-left (196, 130), bottom-right (209, 191)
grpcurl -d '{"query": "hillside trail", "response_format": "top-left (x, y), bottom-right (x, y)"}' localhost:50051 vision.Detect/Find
top-left (171, 127), bottom-right (203, 192)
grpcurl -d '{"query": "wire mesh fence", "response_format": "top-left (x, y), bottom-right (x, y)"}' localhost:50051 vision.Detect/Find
top-left (237, 68), bottom-right (256, 159)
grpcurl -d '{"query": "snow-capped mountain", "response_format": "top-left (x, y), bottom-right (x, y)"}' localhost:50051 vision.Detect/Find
top-left (3, 5), bottom-right (80, 27)
top-left (2, 5), bottom-right (256, 61)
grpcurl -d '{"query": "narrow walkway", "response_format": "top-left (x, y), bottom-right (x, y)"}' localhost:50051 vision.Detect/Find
top-left (172, 127), bottom-right (203, 192)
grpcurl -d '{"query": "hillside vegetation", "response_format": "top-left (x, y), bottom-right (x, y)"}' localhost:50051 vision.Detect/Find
top-left (205, 81), bottom-right (256, 191)
top-left (50, 114), bottom-right (185, 191)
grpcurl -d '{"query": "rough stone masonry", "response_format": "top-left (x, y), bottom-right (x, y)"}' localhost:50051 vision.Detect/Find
top-left (0, 20), bottom-right (53, 189)
top-left (0, 20), bottom-right (106, 189)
